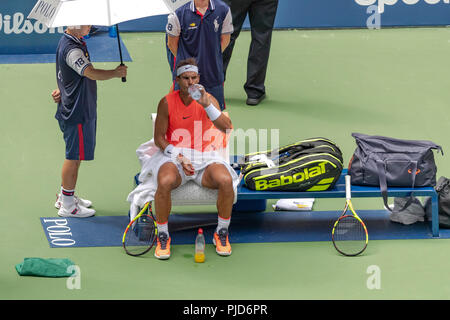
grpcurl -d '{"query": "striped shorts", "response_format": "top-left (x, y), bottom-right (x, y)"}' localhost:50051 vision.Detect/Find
top-left (58, 118), bottom-right (97, 161)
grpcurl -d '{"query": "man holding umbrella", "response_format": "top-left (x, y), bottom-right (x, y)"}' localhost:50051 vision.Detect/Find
top-left (27, 0), bottom-right (172, 217)
top-left (51, 25), bottom-right (127, 217)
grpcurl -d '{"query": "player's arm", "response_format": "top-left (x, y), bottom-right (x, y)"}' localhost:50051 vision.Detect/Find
top-left (198, 90), bottom-right (232, 133)
top-left (154, 97), bottom-right (171, 152)
top-left (154, 97), bottom-right (194, 175)
top-left (208, 95), bottom-right (233, 133)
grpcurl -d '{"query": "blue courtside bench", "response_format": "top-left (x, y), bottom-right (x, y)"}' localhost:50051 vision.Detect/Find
top-left (134, 149), bottom-right (440, 237)
top-left (234, 168), bottom-right (440, 237)
top-left (135, 168), bottom-right (440, 237)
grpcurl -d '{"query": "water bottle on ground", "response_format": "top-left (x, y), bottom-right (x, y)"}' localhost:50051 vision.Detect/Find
top-left (194, 228), bottom-right (205, 263)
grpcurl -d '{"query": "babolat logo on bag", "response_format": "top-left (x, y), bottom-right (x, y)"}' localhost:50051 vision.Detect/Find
top-left (241, 138), bottom-right (344, 192)
top-left (254, 162), bottom-right (329, 191)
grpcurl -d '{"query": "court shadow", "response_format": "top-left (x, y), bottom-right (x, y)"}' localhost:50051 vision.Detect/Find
top-left (225, 97), bottom-right (247, 107)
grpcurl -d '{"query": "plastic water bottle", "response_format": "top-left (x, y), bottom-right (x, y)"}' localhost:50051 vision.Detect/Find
top-left (194, 228), bottom-right (205, 263)
top-left (188, 84), bottom-right (202, 101)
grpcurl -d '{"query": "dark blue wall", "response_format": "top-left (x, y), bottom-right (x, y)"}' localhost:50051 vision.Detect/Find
top-left (119, 0), bottom-right (450, 31)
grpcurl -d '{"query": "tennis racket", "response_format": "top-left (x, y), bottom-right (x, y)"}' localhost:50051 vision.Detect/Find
top-left (332, 175), bottom-right (368, 256)
top-left (122, 202), bottom-right (157, 256)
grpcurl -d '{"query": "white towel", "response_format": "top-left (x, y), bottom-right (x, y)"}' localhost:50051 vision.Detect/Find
top-left (127, 139), bottom-right (240, 221)
top-left (272, 198), bottom-right (315, 211)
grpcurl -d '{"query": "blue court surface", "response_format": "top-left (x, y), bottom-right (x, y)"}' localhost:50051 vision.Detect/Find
top-left (0, 32), bottom-right (132, 64)
top-left (40, 210), bottom-right (450, 248)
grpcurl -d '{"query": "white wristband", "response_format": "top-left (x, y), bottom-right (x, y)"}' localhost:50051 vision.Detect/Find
top-left (164, 144), bottom-right (181, 161)
top-left (164, 144), bottom-right (175, 157)
top-left (205, 104), bottom-right (221, 121)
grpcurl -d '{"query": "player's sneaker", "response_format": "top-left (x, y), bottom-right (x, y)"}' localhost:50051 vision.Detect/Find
top-left (57, 203), bottom-right (96, 218)
top-left (154, 232), bottom-right (171, 260)
top-left (213, 228), bottom-right (232, 256)
top-left (55, 193), bottom-right (92, 209)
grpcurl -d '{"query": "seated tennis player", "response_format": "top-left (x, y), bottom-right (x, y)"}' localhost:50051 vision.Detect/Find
top-left (152, 58), bottom-right (236, 260)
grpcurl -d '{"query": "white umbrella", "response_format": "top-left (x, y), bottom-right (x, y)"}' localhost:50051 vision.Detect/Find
top-left (27, 0), bottom-right (188, 81)
top-left (27, 0), bottom-right (172, 28)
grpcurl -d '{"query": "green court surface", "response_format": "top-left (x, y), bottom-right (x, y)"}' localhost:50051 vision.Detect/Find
top-left (2, 28), bottom-right (450, 301)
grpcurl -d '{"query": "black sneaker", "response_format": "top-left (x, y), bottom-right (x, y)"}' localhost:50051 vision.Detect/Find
top-left (246, 94), bottom-right (266, 106)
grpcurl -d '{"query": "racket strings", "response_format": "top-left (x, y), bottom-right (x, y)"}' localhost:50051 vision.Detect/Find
top-left (124, 213), bottom-right (157, 255)
top-left (333, 216), bottom-right (367, 256)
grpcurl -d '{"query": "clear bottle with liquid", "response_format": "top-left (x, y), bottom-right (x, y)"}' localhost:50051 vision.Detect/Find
top-left (194, 228), bottom-right (205, 263)
top-left (188, 84), bottom-right (202, 101)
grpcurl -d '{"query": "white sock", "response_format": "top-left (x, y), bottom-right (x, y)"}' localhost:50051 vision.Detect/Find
top-left (157, 221), bottom-right (169, 237)
top-left (216, 215), bottom-right (230, 233)
top-left (61, 187), bottom-right (75, 209)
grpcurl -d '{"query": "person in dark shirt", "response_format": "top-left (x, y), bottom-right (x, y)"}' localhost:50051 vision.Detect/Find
top-left (51, 25), bottom-right (127, 218)
top-left (222, 0), bottom-right (278, 105)
top-left (166, 0), bottom-right (233, 110)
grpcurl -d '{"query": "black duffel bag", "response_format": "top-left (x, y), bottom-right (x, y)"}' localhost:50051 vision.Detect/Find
top-left (425, 176), bottom-right (450, 228)
top-left (348, 132), bottom-right (443, 212)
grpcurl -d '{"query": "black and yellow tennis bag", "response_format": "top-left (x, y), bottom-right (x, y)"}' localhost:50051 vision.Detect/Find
top-left (241, 138), bottom-right (344, 191)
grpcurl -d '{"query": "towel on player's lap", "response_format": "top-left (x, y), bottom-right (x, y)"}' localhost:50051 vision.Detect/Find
top-left (127, 139), bottom-right (240, 221)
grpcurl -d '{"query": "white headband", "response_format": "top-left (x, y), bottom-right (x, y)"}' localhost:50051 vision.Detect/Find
top-left (176, 65), bottom-right (199, 76)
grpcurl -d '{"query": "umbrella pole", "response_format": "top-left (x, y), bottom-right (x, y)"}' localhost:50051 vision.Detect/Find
top-left (116, 23), bottom-right (126, 83)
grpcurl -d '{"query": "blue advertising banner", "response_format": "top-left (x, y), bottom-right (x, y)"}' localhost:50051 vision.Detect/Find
top-left (119, 0), bottom-right (450, 31)
top-left (1, 0), bottom-right (450, 56)
top-left (274, 0), bottom-right (450, 29)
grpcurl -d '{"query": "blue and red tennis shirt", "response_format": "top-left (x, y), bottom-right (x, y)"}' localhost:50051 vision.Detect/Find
top-left (166, 0), bottom-right (233, 88)
top-left (55, 32), bottom-right (97, 124)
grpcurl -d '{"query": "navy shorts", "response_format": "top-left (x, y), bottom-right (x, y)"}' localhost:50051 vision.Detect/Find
top-left (207, 84), bottom-right (225, 111)
top-left (58, 118), bottom-right (97, 160)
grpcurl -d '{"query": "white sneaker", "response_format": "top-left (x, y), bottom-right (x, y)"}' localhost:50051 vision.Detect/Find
top-left (58, 203), bottom-right (96, 218)
top-left (55, 193), bottom-right (92, 209)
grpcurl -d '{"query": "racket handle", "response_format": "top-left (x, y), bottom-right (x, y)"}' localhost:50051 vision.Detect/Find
top-left (345, 175), bottom-right (351, 200)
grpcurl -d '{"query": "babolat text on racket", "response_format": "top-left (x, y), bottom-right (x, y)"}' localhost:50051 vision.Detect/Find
top-left (122, 202), bottom-right (157, 256)
top-left (332, 175), bottom-right (368, 256)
